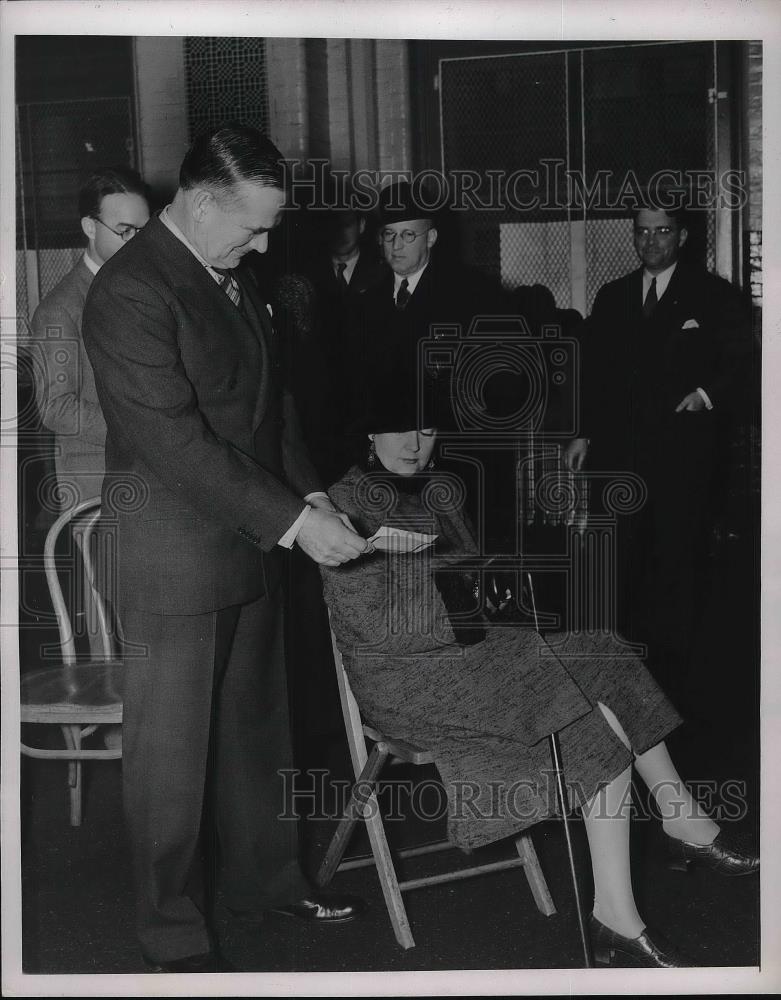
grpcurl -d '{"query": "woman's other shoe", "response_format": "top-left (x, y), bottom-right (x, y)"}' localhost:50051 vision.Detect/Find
top-left (664, 830), bottom-right (759, 876)
top-left (589, 913), bottom-right (691, 968)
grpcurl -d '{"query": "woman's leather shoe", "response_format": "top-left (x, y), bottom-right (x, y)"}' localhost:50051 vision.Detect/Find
top-left (664, 830), bottom-right (759, 876)
top-left (589, 913), bottom-right (691, 968)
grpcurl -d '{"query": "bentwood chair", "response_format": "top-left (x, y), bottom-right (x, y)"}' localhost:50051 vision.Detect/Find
top-left (317, 617), bottom-right (556, 949)
top-left (20, 497), bottom-right (123, 826)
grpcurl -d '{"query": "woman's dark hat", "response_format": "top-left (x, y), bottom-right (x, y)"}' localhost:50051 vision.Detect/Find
top-left (349, 377), bottom-right (450, 434)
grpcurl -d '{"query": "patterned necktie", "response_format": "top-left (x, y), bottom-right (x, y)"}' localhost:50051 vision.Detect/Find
top-left (395, 278), bottom-right (411, 311)
top-left (642, 276), bottom-right (658, 320)
top-left (214, 268), bottom-right (242, 310)
top-left (335, 261), bottom-right (349, 292)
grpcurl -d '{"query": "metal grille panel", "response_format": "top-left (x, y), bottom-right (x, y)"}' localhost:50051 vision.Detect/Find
top-left (500, 222), bottom-right (572, 310)
top-left (439, 43), bottom-right (718, 308)
top-left (185, 37), bottom-right (269, 140)
top-left (585, 219), bottom-right (637, 311)
top-left (440, 51), bottom-right (569, 224)
top-left (581, 43), bottom-right (714, 203)
top-left (16, 97), bottom-right (134, 251)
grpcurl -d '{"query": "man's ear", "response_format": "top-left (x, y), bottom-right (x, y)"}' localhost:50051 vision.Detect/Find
top-left (81, 216), bottom-right (96, 241)
top-left (191, 188), bottom-right (215, 222)
top-left (426, 226), bottom-right (438, 250)
top-left (677, 226), bottom-right (689, 250)
top-left (359, 217), bottom-right (366, 236)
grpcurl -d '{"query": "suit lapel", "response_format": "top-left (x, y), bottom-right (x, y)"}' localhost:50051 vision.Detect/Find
top-left (234, 269), bottom-right (273, 429)
top-left (146, 218), bottom-right (274, 430)
top-left (647, 264), bottom-right (683, 338)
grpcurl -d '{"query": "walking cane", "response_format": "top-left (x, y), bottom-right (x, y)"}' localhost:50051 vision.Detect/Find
top-left (526, 572), bottom-right (593, 968)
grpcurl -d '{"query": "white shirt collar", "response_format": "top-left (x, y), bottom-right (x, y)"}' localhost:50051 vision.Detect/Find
top-left (83, 251), bottom-right (101, 276)
top-left (160, 205), bottom-right (223, 281)
top-left (393, 261), bottom-right (428, 298)
top-left (643, 261), bottom-right (677, 301)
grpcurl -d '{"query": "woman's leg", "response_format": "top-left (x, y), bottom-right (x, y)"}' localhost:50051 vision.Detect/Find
top-left (582, 764), bottom-right (645, 938)
top-left (597, 701), bottom-right (719, 846)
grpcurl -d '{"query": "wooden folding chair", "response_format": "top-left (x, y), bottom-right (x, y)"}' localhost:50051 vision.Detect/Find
top-left (317, 620), bottom-right (556, 949)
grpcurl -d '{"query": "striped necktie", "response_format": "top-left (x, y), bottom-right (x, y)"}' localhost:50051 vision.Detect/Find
top-left (214, 268), bottom-right (242, 310)
top-left (335, 261), bottom-right (349, 292)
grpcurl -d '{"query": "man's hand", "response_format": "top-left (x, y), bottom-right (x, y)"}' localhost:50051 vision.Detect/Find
top-left (563, 437), bottom-right (589, 472)
top-left (675, 391), bottom-right (706, 413)
top-left (307, 493), bottom-right (357, 532)
top-left (295, 508), bottom-right (369, 566)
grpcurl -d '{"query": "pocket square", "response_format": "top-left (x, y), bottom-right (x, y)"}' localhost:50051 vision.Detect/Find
top-left (681, 318), bottom-right (700, 329)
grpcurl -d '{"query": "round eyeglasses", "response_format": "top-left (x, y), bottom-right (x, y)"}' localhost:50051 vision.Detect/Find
top-left (91, 216), bottom-right (144, 241)
top-left (379, 227), bottom-right (431, 245)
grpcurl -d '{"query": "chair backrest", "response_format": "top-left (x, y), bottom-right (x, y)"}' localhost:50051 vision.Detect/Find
top-left (43, 496), bottom-right (113, 664)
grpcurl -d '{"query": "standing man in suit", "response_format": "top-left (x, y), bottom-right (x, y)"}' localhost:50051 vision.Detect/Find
top-left (296, 206), bottom-right (384, 482)
top-left (30, 167), bottom-right (150, 668)
top-left (83, 126), bottom-right (367, 973)
top-left (564, 206), bottom-right (750, 700)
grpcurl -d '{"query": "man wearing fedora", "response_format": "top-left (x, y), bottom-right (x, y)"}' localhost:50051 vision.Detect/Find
top-left (345, 180), bottom-right (506, 441)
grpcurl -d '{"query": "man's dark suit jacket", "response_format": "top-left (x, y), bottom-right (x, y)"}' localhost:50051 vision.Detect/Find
top-left (346, 253), bottom-right (507, 427)
top-left (581, 259), bottom-right (751, 469)
top-left (83, 215), bottom-right (321, 616)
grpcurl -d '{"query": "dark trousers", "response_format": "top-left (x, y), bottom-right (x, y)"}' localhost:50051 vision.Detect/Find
top-left (120, 590), bottom-right (310, 962)
top-left (612, 413), bottom-right (717, 698)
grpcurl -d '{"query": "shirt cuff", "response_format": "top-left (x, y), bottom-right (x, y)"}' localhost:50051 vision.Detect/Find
top-left (696, 387), bottom-right (714, 410)
top-left (304, 491), bottom-right (330, 505)
top-left (277, 505), bottom-right (312, 549)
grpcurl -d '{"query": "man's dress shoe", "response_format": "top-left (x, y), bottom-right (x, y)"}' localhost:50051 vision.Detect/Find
top-left (143, 951), bottom-right (236, 973)
top-left (665, 830), bottom-right (759, 876)
top-left (230, 891), bottom-right (366, 924)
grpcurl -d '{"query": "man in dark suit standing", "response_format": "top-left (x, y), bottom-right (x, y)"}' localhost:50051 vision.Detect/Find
top-left (83, 126), bottom-right (366, 973)
top-left (296, 206), bottom-right (385, 482)
top-left (565, 206), bottom-right (750, 699)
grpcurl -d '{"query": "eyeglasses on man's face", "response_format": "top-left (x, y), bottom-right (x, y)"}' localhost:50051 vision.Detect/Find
top-left (379, 227), bottom-right (431, 245)
top-left (91, 215), bottom-right (145, 241)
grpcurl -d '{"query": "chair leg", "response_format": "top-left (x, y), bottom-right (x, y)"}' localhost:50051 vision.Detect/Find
top-left (319, 745), bottom-right (415, 948)
top-left (514, 832), bottom-right (556, 917)
top-left (361, 788), bottom-right (415, 949)
top-left (61, 725), bottom-right (83, 827)
top-left (318, 744), bottom-right (389, 885)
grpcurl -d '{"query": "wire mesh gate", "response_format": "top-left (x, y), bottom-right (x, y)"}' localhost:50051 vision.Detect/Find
top-left (438, 41), bottom-right (721, 316)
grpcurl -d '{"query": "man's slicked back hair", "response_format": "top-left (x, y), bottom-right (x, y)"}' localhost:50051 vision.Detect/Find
top-left (179, 124), bottom-right (286, 197)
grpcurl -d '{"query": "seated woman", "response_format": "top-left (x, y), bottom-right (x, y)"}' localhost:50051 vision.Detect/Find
top-left (320, 392), bottom-right (758, 969)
